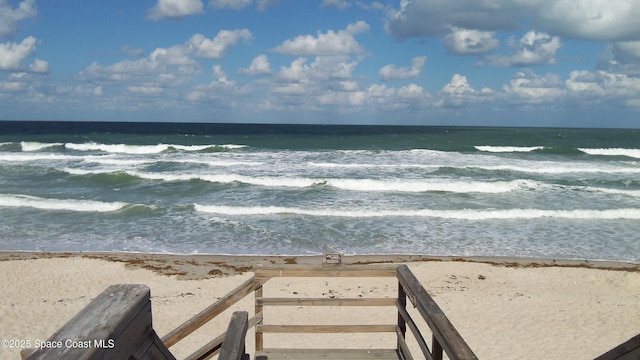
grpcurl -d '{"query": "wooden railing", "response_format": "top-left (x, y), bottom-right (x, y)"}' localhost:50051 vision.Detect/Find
top-left (160, 264), bottom-right (477, 360)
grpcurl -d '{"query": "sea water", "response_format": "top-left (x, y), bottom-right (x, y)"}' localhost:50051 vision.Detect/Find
top-left (0, 122), bottom-right (639, 262)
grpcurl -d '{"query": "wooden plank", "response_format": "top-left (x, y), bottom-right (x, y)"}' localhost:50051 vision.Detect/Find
top-left (254, 265), bottom-right (398, 281)
top-left (255, 348), bottom-right (399, 360)
top-left (396, 300), bottom-right (430, 359)
top-left (395, 329), bottom-right (415, 360)
top-left (26, 284), bottom-right (175, 360)
top-left (257, 297), bottom-right (396, 307)
top-left (218, 311), bottom-right (249, 360)
top-left (396, 265), bottom-right (477, 360)
top-left (257, 324), bottom-right (396, 333)
top-left (136, 331), bottom-right (178, 360)
top-left (161, 276), bottom-right (260, 348)
top-left (255, 286), bottom-right (264, 352)
top-left (185, 312), bottom-right (263, 360)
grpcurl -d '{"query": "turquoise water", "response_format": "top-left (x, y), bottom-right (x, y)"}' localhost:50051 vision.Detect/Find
top-left (1, 122), bottom-right (639, 262)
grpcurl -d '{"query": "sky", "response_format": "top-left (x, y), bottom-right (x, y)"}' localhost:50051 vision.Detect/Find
top-left (1, 0), bottom-right (640, 127)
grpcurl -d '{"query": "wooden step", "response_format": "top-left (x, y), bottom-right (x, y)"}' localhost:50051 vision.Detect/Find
top-left (254, 348), bottom-right (400, 360)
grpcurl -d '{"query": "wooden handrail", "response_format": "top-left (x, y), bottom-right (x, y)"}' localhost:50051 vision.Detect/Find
top-left (161, 276), bottom-right (261, 348)
top-left (160, 263), bottom-right (477, 360)
top-left (218, 311), bottom-right (249, 360)
top-left (396, 265), bottom-right (478, 360)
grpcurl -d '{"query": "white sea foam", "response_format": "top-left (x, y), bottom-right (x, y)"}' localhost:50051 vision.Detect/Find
top-left (20, 141), bottom-right (64, 151)
top-left (127, 170), bottom-right (531, 193)
top-left (0, 153), bottom-right (76, 162)
top-left (194, 204), bottom-right (640, 220)
top-left (64, 142), bottom-right (246, 154)
top-left (468, 164), bottom-right (640, 174)
top-left (475, 146), bottom-right (544, 152)
top-left (0, 193), bottom-right (128, 212)
top-left (308, 162), bottom-right (440, 170)
top-left (65, 142), bottom-right (171, 154)
top-left (578, 148), bottom-right (640, 159)
top-left (128, 171), bottom-right (318, 188)
top-left (589, 187), bottom-right (640, 198)
top-left (328, 178), bottom-right (531, 193)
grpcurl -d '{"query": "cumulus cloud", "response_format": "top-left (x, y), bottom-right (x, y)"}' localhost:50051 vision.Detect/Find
top-left (385, 0), bottom-right (520, 39)
top-left (80, 40), bottom-right (201, 84)
top-left (0, 0), bottom-right (36, 38)
top-left (385, 0), bottom-right (640, 42)
top-left (444, 28), bottom-right (499, 55)
top-left (502, 70), bottom-right (564, 103)
top-left (0, 36), bottom-right (48, 73)
top-left (188, 29), bottom-right (252, 59)
top-left (566, 70), bottom-right (640, 107)
top-left (437, 74), bottom-right (494, 107)
top-left (531, 0), bottom-right (640, 41)
top-left (379, 56), bottom-right (426, 81)
top-left (240, 54), bottom-right (272, 75)
top-left (147, 0), bottom-right (204, 20)
top-left (272, 21), bottom-right (369, 56)
top-left (367, 83), bottom-right (429, 111)
top-left (598, 41), bottom-right (640, 75)
top-left (488, 31), bottom-right (561, 67)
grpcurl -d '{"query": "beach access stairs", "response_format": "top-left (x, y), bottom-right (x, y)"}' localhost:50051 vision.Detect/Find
top-left (21, 261), bottom-right (639, 360)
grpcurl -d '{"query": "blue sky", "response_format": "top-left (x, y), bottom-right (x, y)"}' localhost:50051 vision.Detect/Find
top-left (1, 0), bottom-right (640, 127)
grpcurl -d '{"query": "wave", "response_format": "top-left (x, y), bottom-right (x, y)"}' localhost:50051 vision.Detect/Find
top-left (589, 187), bottom-right (640, 198)
top-left (309, 162), bottom-right (440, 170)
top-left (194, 204), bottom-right (640, 220)
top-left (20, 141), bottom-right (64, 151)
top-left (64, 142), bottom-right (246, 154)
top-left (475, 146), bottom-right (544, 153)
top-left (0, 153), bottom-right (77, 162)
top-left (0, 193), bottom-right (129, 212)
top-left (578, 148), bottom-right (640, 159)
top-left (126, 170), bottom-right (530, 193)
top-left (466, 164), bottom-right (640, 175)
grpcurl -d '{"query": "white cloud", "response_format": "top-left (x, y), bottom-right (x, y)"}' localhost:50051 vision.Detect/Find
top-left (367, 83), bottom-right (430, 111)
top-left (188, 29), bottom-right (252, 59)
top-left (147, 0), bottom-right (204, 20)
top-left (79, 42), bottom-right (198, 84)
top-left (441, 74), bottom-right (476, 96)
top-left (437, 74), bottom-right (494, 107)
top-left (385, 0), bottom-right (640, 42)
top-left (598, 41), bottom-right (640, 75)
top-left (255, 0), bottom-right (278, 11)
top-left (127, 84), bottom-right (164, 95)
top-left (502, 70), bottom-right (564, 103)
top-left (209, 0), bottom-right (277, 11)
top-left (379, 56), bottom-right (426, 81)
top-left (0, 36), bottom-right (48, 73)
top-left (444, 28), bottom-right (499, 55)
top-left (489, 31), bottom-right (561, 67)
top-left (210, 0), bottom-right (252, 10)
top-left (566, 70), bottom-right (640, 106)
top-left (531, 0), bottom-right (640, 41)
top-left (275, 56), bottom-right (358, 83)
top-left (272, 21), bottom-right (369, 56)
top-left (240, 54), bottom-right (272, 75)
top-left (0, 0), bottom-right (36, 38)
top-left (385, 0), bottom-right (520, 39)
top-left (322, 0), bottom-right (350, 10)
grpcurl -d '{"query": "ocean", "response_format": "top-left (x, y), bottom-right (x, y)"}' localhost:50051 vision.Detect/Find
top-left (1, 121), bottom-right (639, 262)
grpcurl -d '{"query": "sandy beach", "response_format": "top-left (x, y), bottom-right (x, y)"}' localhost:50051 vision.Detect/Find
top-left (1, 252), bottom-right (639, 359)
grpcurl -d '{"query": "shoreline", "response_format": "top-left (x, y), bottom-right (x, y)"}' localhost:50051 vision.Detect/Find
top-left (1, 251), bottom-right (638, 280)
